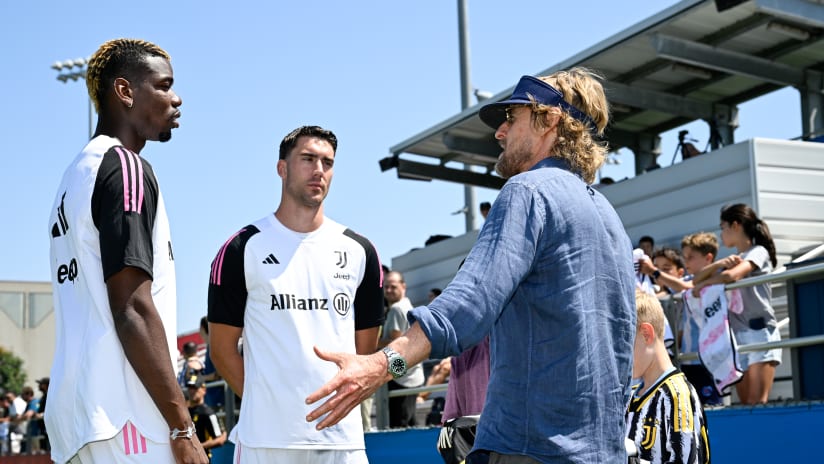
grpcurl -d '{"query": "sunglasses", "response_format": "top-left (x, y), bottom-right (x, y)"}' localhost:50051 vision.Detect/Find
top-left (504, 105), bottom-right (530, 124)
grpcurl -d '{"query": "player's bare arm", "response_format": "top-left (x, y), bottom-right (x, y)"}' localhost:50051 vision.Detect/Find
top-left (209, 322), bottom-right (245, 398)
top-left (355, 326), bottom-right (380, 355)
top-left (107, 266), bottom-right (208, 464)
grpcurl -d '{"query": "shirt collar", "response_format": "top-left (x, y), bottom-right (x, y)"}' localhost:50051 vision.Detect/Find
top-left (529, 156), bottom-right (571, 173)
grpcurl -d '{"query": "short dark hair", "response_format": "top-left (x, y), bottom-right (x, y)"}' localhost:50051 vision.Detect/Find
top-left (480, 202), bottom-right (491, 211)
top-left (183, 341), bottom-right (198, 356)
top-left (651, 247), bottom-right (685, 270)
top-left (430, 288), bottom-right (442, 296)
top-left (278, 126), bottom-right (338, 160)
top-left (86, 38), bottom-right (170, 113)
top-left (639, 235), bottom-right (654, 246)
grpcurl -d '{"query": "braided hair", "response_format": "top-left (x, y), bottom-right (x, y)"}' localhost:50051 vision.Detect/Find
top-left (86, 39), bottom-right (170, 113)
top-left (720, 204), bottom-right (777, 267)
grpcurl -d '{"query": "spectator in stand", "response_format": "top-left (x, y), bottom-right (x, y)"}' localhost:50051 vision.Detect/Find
top-left (436, 336), bottom-right (491, 464)
top-left (679, 233), bottom-right (724, 406)
top-left (638, 235), bottom-right (655, 258)
top-left (639, 248), bottom-right (686, 298)
top-left (6, 391), bottom-right (27, 454)
top-left (178, 341), bottom-right (205, 388)
top-left (186, 374), bottom-right (226, 462)
top-left (639, 240), bottom-right (724, 406)
top-left (428, 288), bottom-right (442, 303)
top-left (692, 204), bottom-right (780, 405)
top-left (442, 337), bottom-right (490, 424)
top-left (34, 378), bottom-right (49, 452)
top-left (416, 357), bottom-right (452, 426)
top-left (18, 386), bottom-right (39, 453)
top-left (417, 357), bottom-right (451, 403)
top-left (199, 317), bottom-right (223, 409)
top-left (641, 241), bottom-right (723, 406)
top-left (479, 202), bottom-right (492, 220)
top-left (378, 271), bottom-right (425, 427)
top-left (1, 394), bottom-right (10, 455)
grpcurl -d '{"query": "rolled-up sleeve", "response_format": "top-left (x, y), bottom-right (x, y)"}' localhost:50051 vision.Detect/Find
top-left (409, 180), bottom-right (545, 358)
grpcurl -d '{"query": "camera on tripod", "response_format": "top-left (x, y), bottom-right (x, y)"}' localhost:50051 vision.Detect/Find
top-left (676, 130), bottom-right (702, 161)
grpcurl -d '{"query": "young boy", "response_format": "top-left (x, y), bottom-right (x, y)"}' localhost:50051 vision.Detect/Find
top-left (638, 247), bottom-right (686, 350)
top-left (679, 233), bottom-right (725, 406)
top-left (626, 291), bottom-right (710, 464)
top-left (639, 247), bottom-right (687, 297)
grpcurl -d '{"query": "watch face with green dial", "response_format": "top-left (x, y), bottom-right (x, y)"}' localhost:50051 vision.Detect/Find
top-left (383, 347), bottom-right (407, 379)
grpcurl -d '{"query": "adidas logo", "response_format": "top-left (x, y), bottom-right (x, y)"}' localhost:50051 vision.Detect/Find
top-left (51, 192), bottom-right (70, 238)
top-left (262, 253), bottom-right (279, 264)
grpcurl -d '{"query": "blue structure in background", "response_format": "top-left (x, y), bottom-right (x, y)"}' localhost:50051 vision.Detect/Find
top-left (707, 403), bottom-right (824, 462)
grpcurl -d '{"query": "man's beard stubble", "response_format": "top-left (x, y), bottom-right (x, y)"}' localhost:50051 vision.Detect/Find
top-left (494, 143), bottom-right (533, 179)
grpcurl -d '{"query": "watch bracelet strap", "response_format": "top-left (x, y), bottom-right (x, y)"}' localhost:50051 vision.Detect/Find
top-left (170, 423), bottom-right (195, 440)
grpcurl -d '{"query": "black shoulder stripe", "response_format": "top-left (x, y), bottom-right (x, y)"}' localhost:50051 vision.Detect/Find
top-left (210, 225), bottom-right (260, 285)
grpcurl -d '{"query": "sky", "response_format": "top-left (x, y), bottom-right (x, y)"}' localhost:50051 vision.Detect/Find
top-left (0, 0), bottom-right (802, 334)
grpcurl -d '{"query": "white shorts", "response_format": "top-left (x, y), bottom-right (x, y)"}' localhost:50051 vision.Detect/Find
top-left (233, 444), bottom-right (368, 464)
top-left (735, 325), bottom-right (782, 370)
top-left (68, 422), bottom-right (174, 464)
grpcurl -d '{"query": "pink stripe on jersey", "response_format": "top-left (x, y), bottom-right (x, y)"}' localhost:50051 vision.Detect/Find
top-left (235, 443), bottom-right (241, 464)
top-left (376, 246), bottom-right (385, 287)
top-left (114, 146), bottom-right (145, 214)
top-left (135, 151), bottom-right (144, 213)
top-left (211, 228), bottom-right (245, 285)
top-left (115, 147), bottom-right (131, 212)
top-left (131, 423), bottom-right (139, 455)
top-left (126, 150), bottom-right (138, 212)
top-left (122, 424), bottom-right (131, 455)
top-left (140, 431), bottom-right (147, 453)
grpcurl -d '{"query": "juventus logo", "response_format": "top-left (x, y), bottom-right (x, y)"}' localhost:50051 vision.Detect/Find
top-left (334, 251), bottom-right (348, 268)
top-left (51, 191), bottom-right (70, 238)
top-left (641, 421), bottom-right (657, 450)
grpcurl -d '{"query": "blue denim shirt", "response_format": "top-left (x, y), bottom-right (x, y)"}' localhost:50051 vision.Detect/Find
top-left (410, 157), bottom-right (636, 463)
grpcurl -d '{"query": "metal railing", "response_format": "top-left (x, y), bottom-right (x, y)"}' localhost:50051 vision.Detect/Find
top-left (371, 258), bottom-right (824, 429)
top-left (668, 260), bottom-right (824, 363)
top-left (185, 257), bottom-right (824, 434)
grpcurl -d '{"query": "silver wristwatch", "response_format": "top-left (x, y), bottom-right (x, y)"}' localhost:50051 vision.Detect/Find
top-left (170, 423), bottom-right (195, 440)
top-left (382, 346), bottom-right (408, 380)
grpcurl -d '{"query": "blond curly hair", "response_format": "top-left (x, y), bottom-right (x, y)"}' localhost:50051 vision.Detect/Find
top-left (526, 67), bottom-right (610, 184)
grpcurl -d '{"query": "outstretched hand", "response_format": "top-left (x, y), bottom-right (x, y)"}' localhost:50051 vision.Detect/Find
top-left (305, 346), bottom-right (389, 430)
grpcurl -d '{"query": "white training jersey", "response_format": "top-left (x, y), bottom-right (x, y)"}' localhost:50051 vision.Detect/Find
top-left (208, 214), bottom-right (384, 450)
top-left (46, 135), bottom-right (177, 464)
